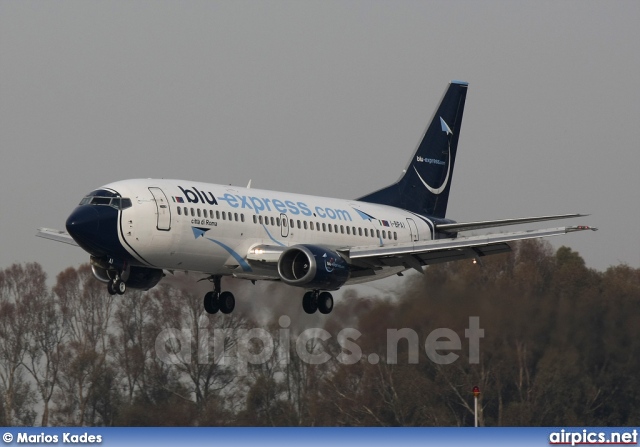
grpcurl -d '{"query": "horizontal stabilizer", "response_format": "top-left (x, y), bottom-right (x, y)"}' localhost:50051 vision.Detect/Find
top-left (36, 228), bottom-right (78, 246)
top-left (435, 214), bottom-right (589, 234)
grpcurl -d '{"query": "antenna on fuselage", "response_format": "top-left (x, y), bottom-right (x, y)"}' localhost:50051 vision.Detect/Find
top-left (247, 179), bottom-right (252, 189)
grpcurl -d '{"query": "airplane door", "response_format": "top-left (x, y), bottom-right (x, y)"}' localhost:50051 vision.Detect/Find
top-left (406, 218), bottom-right (419, 242)
top-left (149, 187), bottom-right (171, 231)
top-left (280, 213), bottom-right (289, 238)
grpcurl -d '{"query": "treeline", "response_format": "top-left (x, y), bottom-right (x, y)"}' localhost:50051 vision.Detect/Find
top-left (0, 240), bottom-right (639, 426)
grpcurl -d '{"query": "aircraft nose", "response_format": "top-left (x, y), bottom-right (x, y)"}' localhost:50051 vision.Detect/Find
top-left (66, 206), bottom-right (101, 247)
top-left (65, 204), bottom-right (127, 258)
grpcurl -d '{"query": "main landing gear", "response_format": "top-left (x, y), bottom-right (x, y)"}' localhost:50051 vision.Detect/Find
top-left (203, 276), bottom-right (235, 314)
top-left (302, 290), bottom-right (334, 315)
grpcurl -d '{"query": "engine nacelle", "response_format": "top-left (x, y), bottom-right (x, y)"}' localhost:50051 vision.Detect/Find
top-left (125, 266), bottom-right (164, 290)
top-left (90, 263), bottom-right (111, 283)
top-left (277, 245), bottom-right (350, 290)
top-left (91, 261), bottom-right (163, 291)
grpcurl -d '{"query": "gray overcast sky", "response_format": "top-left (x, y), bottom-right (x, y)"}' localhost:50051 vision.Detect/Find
top-left (1, 1), bottom-right (639, 283)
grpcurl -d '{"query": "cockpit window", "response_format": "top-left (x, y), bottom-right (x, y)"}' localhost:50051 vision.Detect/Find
top-left (79, 193), bottom-right (132, 210)
top-left (86, 189), bottom-right (119, 198)
top-left (90, 197), bottom-right (111, 205)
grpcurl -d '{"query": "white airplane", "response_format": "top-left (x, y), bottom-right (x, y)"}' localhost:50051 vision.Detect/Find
top-left (37, 81), bottom-right (596, 315)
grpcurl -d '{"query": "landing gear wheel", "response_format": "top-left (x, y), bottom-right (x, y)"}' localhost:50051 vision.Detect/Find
top-left (107, 281), bottom-right (117, 296)
top-left (204, 291), bottom-right (219, 314)
top-left (114, 279), bottom-right (126, 295)
top-left (318, 292), bottom-right (334, 314)
top-left (219, 291), bottom-right (235, 314)
top-left (302, 291), bottom-right (318, 314)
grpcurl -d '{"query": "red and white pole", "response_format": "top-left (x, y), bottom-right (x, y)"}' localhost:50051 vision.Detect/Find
top-left (472, 386), bottom-right (480, 427)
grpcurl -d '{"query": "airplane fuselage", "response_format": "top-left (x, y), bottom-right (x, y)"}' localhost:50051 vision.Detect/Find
top-left (68, 179), bottom-right (435, 286)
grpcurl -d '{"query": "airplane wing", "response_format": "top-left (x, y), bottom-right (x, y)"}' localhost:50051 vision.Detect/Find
top-left (341, 225), bottom-right (597, 276)
top-left (36, 228), bottom-right (78, 246)
top-left (246, 224), bottom-right (596, 281)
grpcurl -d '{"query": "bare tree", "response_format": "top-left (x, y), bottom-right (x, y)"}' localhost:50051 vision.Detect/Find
top-left (21, 263), bottom-right (67, 426)
top-left (51, 265), bottom-right (115, 425)
top-left (0, 263), bottom-right (43, 425)
top-left (148, 277), bottom-right (249, 422)
top-left (109, 288), bottom-right (157, 405)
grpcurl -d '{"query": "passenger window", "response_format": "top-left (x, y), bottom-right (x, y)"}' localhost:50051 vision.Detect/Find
top-left (197, 209), bottom-right (201, 217)
top-left (259, 215), bottom-right (264, 224)
top-left (376, 230), bottom-right (380, 238)
top-left (328, 224), bottom-right (332, 233)
top-left (241, 214), bottom-right (245, 223)
top-left (297, 220), bottom-right (301, 229)
top-left (253, 215), bottom-right (257, 224)
top-left (358, 228), bottom-right (362, 236)
top-left (235, 213), bottom-right (239, 221)
top-left (222, 211), bottom-right (226, 220)
top-left (290, 219), bottom-right (294, 228)
top-left (364, 228), bottom-right (368, 237)
top-left (177, 207), bottom-right (182, 216)
top-left (394, 232), bottom-right (398, 240)
top-left (271, 217), bottom-right (275, 226)
top-left (191, 208), bottom-right (195, 217)
top-left (310, 222), bottom-right (314, 230)
top-left (303, 221), bottom-right (307, 230)
top-left (340, 225), bottom-right (344, 234)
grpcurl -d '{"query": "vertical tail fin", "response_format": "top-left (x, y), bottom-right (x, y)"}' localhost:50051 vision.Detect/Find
top-left (358, 81), bottom-right (468, 218)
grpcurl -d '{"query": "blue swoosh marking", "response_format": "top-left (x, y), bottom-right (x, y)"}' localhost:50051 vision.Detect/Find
top-left (261, 224), bottom-right (286, 247)
top-left (206, 238), bottom-right (252, 272)
top-left (354, 208), bottom-right (375, 221)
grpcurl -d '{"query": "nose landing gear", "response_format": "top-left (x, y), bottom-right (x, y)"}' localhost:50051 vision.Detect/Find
top-left (107, 278), bottom-right (126, 296)
top-left (105, 260), bottom-right (130, 296)
top-left (203, 276), bottom-right (235, 314)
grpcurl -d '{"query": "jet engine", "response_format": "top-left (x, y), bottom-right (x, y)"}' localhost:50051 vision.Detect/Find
top-left (277, 245), bottom-right (350, 290)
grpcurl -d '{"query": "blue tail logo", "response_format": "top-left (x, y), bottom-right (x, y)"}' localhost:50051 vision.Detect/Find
top-left (358, 81), bottom-right (468, 218)
top-left (413, 116), bottom-right (452, 195)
